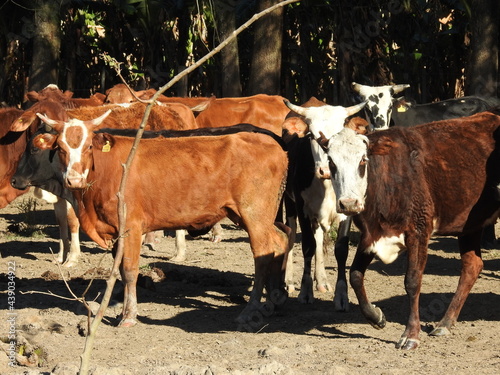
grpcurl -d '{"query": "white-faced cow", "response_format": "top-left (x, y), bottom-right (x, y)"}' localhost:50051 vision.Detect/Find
top-left (280, 97), bottom-right (366, 310)
top-left (312, 111), bottom-right (500, 349)
top-left (29, 111), bottom-right (291, 328)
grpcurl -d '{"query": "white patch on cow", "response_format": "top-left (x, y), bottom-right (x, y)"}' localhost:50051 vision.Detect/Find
top-left (301, 177), bottom-right (339, 232)
top-left (368, 234), bottom-right (405, 264)
top-left (352, 82), bottom-right (409, 131)
top-left (33, 187), bottom-right (58, 203)
top-left (118, 103), bottom-right (132, 108)
top-left (300, 105), bottom-right (351, 140)
top-left (59, 118), bottom-right (90, 181)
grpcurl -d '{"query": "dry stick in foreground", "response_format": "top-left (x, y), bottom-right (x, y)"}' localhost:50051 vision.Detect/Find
top-left (78, 1), bottom-right (300, 374)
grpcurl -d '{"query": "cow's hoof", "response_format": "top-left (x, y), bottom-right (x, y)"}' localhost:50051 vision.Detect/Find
top-left (396, 336), bottom-right (420, 350)
top-left (316, 283), bottom-right (332, 293)
top-left (210, 235), bottom-right (222, 243)
top-left (169, 255), bottom-right (186, 262)
top-left (297, 290), bottom-right (314, 304)
top-left (285, 284), bottom-right (295, 294)
top-left (118, 318), bottom-right (137, 328)
top-left (63, 259), bottom-right (78, 268)
top-left (367, 305), bottom-right (386, 329)
top-left (429, 326), bottom-right (451, 336)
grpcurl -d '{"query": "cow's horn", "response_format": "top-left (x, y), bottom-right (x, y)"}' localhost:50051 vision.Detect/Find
top-left (392, 84), bottom-right (410, 94)
top-left (345, 101), bottom-right (367, 116)
top-left (284, 100), bottom-right (309, 116)
top-left (351, 82), bottom-right (363, 93)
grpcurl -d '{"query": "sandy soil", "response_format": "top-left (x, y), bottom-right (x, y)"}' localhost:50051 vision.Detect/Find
top-left (1, 190), bottom-right (500, 375)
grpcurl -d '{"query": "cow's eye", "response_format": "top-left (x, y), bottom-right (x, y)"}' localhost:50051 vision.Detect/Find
top-left (328, 159), bottom-right (337, 176)
top-left (360, 155), bottom-right (369, 166)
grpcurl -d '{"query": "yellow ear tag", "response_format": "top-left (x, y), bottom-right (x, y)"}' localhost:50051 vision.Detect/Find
top-left (102, 141), bottom-right (111, 152)
top-left (39, 138), bottom-right (45, 144)
top-left (397, 106), bottom-right (407, 112)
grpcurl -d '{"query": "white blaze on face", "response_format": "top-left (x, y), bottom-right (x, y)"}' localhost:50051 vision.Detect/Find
top-left (58, 118), bottom-right (91, 185)
top-left (326, 127), bottom-right (369, 215)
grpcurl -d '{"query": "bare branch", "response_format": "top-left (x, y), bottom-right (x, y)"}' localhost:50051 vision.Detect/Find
top-left (79, 2), bottom-right (300, 374)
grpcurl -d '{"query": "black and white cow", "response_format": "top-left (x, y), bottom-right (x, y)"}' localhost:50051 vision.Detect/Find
top-left (281, 97), bottom-right (366, 310)
top-left (292, 109), bottom-right (500, 349)
top-left (352, 81), bottom-right (500, 130)
top-left (351, 82), bottom-right (410, 131)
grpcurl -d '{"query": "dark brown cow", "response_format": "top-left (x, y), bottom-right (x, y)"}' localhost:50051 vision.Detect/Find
top-left (33, 112), bottom-right (290, 328)
top-left (304, 111), bottom-right (500, 349)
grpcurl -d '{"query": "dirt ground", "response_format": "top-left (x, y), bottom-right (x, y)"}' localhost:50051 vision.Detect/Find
top-left (1, 190), bottom-right (500, 375)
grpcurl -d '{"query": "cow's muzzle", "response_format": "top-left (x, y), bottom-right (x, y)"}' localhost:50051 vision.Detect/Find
top-left (338, 197), bottom-right (364, 215)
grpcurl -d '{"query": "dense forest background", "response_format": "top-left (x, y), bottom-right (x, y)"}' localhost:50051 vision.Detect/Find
top-left (0, 0), bottom-right (498, 108)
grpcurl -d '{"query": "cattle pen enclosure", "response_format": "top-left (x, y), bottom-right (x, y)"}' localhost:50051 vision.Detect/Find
top-left (1, 190), bottom-right (500, 375)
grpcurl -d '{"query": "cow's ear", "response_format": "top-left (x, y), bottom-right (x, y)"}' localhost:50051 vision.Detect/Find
top-left (11, 111), bottom-right (38, 132)
top-left (92, 92), bottom-right (106, 103)
top-left (26, 91), bottom-right (40, 102)
top-left (282, 117), bottom-right (309, 137)
top-left (369, 136), bottom-right (396, 156)
top-left (33, 133), bottom-right (57, 150)
top-left (345, 116), bottom-right (369, 135)
top-left (93, 133), bottom-right (115, 152)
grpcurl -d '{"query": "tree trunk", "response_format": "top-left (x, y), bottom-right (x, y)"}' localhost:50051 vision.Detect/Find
top-left (247, 0), bottom-right (283, 95)
top-left (29, 1), bottom-right (61, 91)
top-left (214, 0), bottom-right (242, 97)
top-left (466, 0), bottom-right (499, 97)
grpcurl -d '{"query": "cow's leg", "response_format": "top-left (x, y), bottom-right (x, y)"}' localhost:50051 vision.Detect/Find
top-left (284, 195), bottom-right (298, 293)
top-left (333, 217), bottom-right (351, 312)
top-left (209, 222), bottom-right (223, 243)
top-left (350, 244), bottom-right (384, 328)
top-left (297, 213), bottom-right (316, 304)
top-left (53, 198), bottom-right (70, 264)
top-left (118, 230), bottom-right (142, 327)
top-left (313, 223), bottom-right (332, 293)
top-left (430, 230), bottom-right (483, 337)
top-left (143, 230), bottom-right (163, 250)
top-left (236, 223), bottom-right (289, 328)
top-left (62, 202), bottom-right (81, 267)
top-left (170, 229), bottom-right (187, 261)
top-left (396, 234), bottom-right (429, 350)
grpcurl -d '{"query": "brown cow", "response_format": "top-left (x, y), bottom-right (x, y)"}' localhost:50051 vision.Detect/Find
top-left (0, 107), bottom-right (30, 208)
top-left (104, 83), bottom-right (290, 254)
top-left (11, 99), bottom-right (198, 265)
top-left (26, 84), bottom-right (105, 109)
top-left (103, 83), bottom-right (290, 135)
top-left (291, 108), bottom-right (500, 349)
top-left (33, 112), bottom-right (290, 328)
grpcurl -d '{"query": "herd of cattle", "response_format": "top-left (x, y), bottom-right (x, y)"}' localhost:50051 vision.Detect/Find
top-left (2, 82), bottom-right (500, 350)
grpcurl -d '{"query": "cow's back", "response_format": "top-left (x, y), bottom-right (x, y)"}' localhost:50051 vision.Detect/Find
top-left (75, 131), bottom-right (288, 242)
top-left (364, 112), bottom-right (500, 235)
top-left (67, 102), bottom-right (198, 131)
top-left (195, 95), bottom-right (290, 135)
